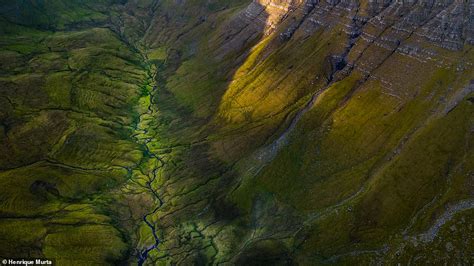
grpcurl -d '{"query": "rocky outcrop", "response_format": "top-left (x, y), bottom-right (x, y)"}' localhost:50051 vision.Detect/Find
top-left (266, 0), bottom-right (474, 50)
top-left (215, 0), bottom-right (308, 57)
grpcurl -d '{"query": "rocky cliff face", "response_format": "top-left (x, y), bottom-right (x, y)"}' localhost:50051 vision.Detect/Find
top-left (0, 0), bottom-right (473, 265)
top-left (227, 0), bottom-right (474, 49)
top-left (214, 0), bottom-right (474, 127)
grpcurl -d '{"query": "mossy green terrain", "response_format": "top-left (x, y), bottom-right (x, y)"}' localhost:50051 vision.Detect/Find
top-left (1, 0), bottom-right (473, 265)
top-left (0, 5), bottom-right (147, 263)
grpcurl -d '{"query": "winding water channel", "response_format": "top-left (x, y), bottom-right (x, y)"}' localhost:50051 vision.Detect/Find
top-left (130, 59), bottom-right (165, 265)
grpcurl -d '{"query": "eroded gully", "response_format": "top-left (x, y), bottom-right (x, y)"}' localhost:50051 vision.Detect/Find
top-left (131, 59), bottom-right (165, 265)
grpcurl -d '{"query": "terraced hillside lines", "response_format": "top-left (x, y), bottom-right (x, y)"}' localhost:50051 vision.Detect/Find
top-left (0, 22), bottom-right (148, 264)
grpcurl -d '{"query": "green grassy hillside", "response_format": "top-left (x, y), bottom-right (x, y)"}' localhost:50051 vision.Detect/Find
top-left (0, 0), bottom-right (473, 265)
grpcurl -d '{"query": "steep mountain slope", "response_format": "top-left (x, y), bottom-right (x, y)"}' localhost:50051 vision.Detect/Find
top-left (0, 0), bottom-right (473, 265)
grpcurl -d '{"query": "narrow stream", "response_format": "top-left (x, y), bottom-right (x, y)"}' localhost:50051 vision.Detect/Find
top-left (138, 167), bottom-right (164, 265)
top-left (131, 63), bottom-right (165, 265)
